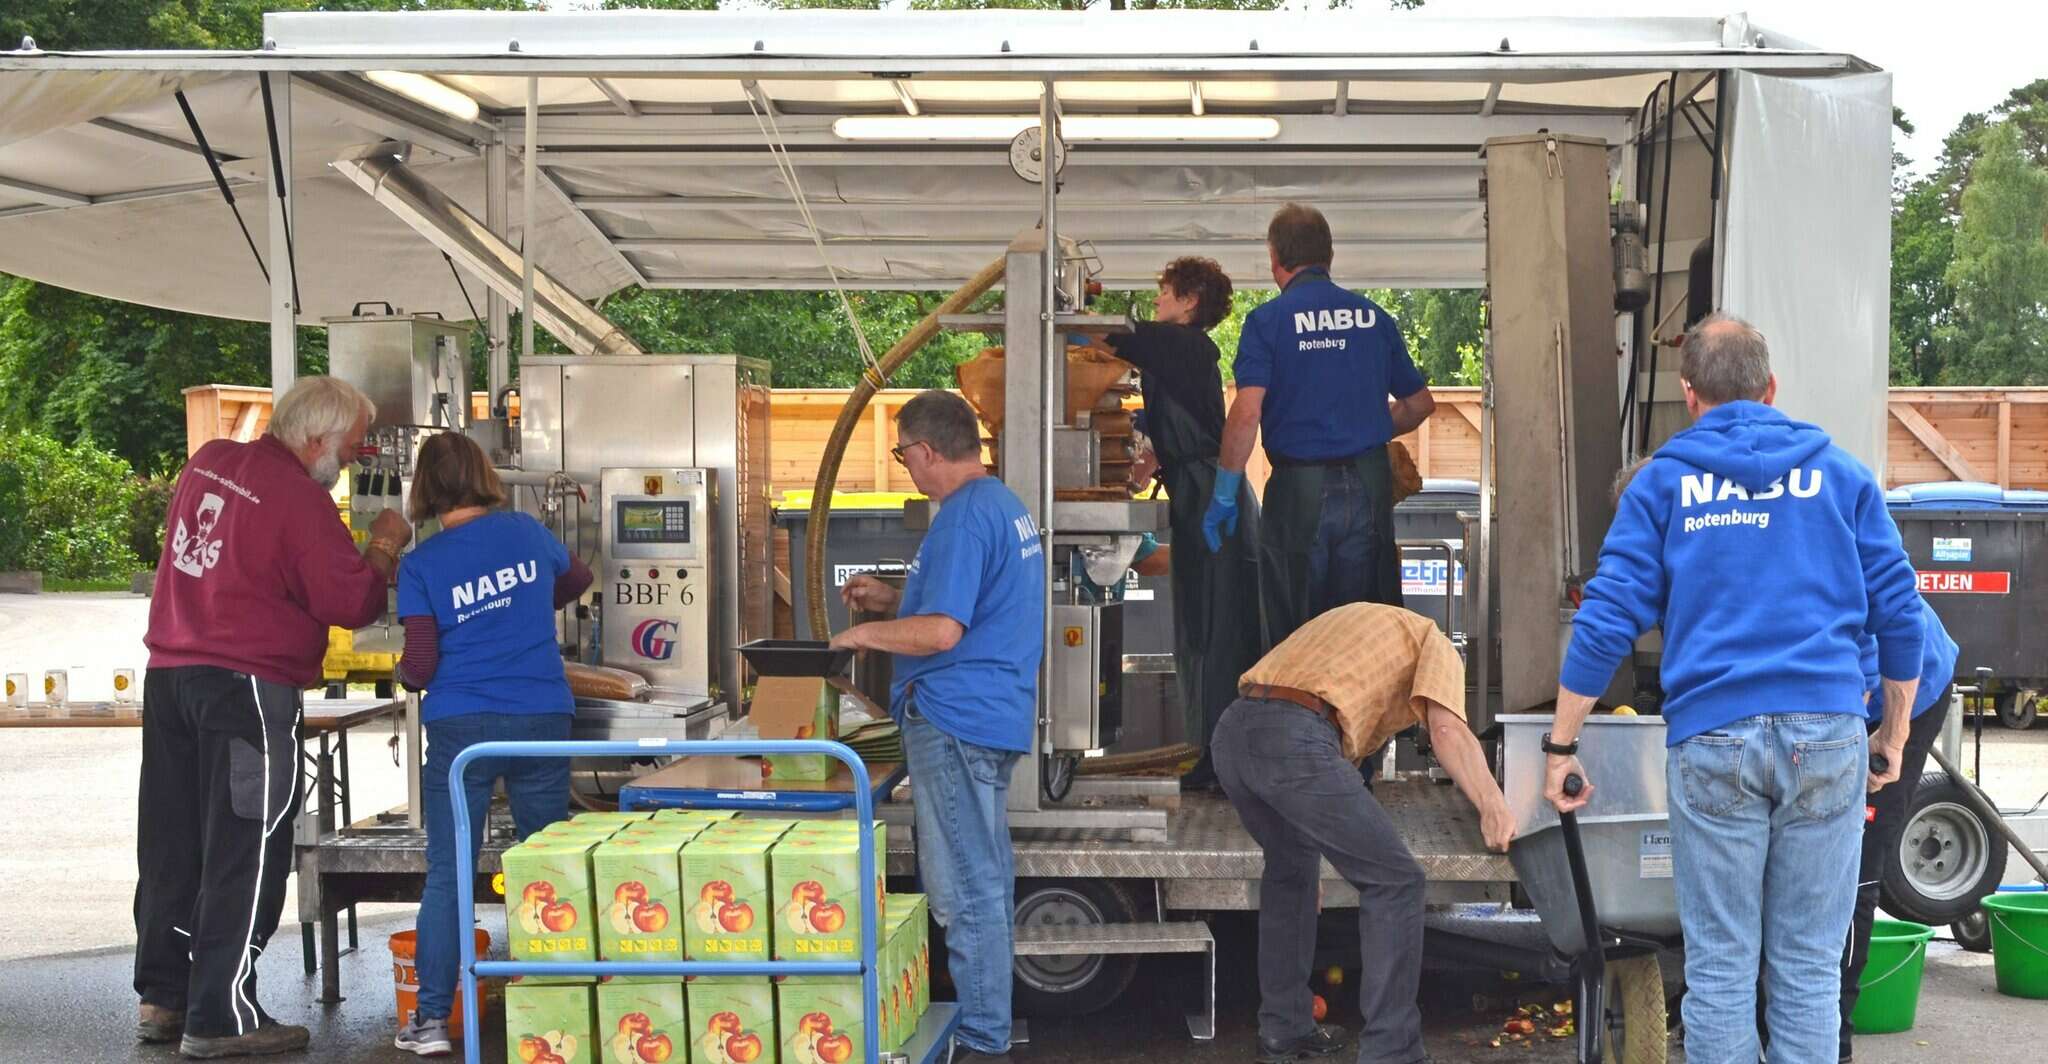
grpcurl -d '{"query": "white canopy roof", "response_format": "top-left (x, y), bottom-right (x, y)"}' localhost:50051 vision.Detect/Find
top-left (0, 9), bottom-right (1872, 321)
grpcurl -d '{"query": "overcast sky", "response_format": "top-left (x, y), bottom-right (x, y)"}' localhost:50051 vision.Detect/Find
top-left (1417, 0), bottom-right (2047, 173)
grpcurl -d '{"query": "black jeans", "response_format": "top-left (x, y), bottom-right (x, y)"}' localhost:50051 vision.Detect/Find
top-left (134, 666), bottom-right (302, 1038)
top-left (1840, 689), bottom-right (1951, 1057)
top-left (1213, 698), bottom-right (1426, 1064)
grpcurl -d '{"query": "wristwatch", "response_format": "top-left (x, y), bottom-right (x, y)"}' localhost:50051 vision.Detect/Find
top-left (1541, 732), bottom-right (1579, 756)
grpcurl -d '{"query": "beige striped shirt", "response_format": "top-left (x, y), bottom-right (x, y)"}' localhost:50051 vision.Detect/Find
top-left (1238, 603), bottom-right (1467, 763)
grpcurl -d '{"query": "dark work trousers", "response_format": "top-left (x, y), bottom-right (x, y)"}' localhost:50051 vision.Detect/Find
top-left (1840, 689), bottom-right (1951, 1058)
top-left (1258, 447), bottom-right (1403, 646)
top-left (1162, 452), bottom-right (1266, 774)
top-left (1213, 697), bottom-right (1427, 1064)
top-left (134, 665), bottom-right (303, 1039)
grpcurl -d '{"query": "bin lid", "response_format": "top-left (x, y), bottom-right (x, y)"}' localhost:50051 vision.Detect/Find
top-left (2002, 489), bottom-right (2048, 510)
top-left (1890, 481), bottom-right (2008, 509)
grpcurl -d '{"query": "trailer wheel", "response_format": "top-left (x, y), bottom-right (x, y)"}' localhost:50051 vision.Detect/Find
top-left (1010, 879), bottom-right (1140, 1018)
top-left (1996, 689), bottom-right (2038, 731)
top-left (1952, 910), bottom-right (1994, 953)
top-left (1606, 953), bottom-right (1668, 1064)
top-left (1879, 773), bottom-right (2008, 925)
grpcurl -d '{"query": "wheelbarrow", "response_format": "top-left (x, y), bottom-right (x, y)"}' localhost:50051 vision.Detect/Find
top-left (1499, 714), bottom-right (1681, 1064)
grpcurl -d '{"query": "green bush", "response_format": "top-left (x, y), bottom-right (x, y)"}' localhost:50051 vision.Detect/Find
top-left (129, 474), bottom-right (175, 568)
top-left (0, 430), bottom-right (142, 579)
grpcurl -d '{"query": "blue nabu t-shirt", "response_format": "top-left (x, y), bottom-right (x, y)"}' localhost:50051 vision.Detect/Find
top-left (1233, 269), bottom-right (1426, 461)
top-left (397, 512), bottom-right (574, 723)
top-left (888, 476), bottom-right (1046, 753)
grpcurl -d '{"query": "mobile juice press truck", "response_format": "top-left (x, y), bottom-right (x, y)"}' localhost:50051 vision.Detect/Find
top-left (5, 9), bottom-right (2033, 1061)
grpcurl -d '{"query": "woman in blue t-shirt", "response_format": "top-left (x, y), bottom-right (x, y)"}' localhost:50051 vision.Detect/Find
top-left (391, 432), bottom-right (592, 1057)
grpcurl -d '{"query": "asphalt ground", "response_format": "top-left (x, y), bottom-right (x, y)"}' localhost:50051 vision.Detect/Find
top-left (4, 592), bottom-right (2045, 1062)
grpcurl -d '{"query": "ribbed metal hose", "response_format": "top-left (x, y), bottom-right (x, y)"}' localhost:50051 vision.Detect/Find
top-left (804, 256), bottom-right (1008, 638)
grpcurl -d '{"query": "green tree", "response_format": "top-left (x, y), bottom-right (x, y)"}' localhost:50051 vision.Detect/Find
top-left (0, 431), bottom-right (143, 578)
top-left (1939, 122), bottom-right (2048, 385)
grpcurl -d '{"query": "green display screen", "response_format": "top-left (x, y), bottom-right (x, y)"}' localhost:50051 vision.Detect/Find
top-left (621, 504), bottom-right (665, 532)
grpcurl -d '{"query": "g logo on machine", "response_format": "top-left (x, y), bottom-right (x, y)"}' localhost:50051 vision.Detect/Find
top-left (632, 619), bottom-right (678, 661)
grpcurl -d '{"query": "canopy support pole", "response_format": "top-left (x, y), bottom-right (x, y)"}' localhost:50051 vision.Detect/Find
top-left (264, 74), bottom-right (296, 391)
top-left (486, 141), bottom-right (510, 402)
top-left (521, 78), bottom-right (537, 369)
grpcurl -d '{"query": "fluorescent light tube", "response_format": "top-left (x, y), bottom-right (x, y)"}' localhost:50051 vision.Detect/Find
top-left (832, 115), bottom-right (1280, 142)
top-left (366, 70), bottom-right (481, 123)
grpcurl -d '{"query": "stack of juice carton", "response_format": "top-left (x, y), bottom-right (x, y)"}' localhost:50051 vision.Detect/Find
top-left (500, 811), bottom-right (928, 1064)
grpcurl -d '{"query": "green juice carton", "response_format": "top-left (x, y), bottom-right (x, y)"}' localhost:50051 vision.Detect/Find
top-left (775, 975), bottom-right (869, 1064)
top-left (596, 981), bottom-right (688, 1064)
top-left (682, 836), bottom-right (773, 962)
top-left (769, 829), bottom-right (885, 963)
top-left (890, 893), bottom-right (929, 1017)
top-left (654, 809), bottom-right (738, 823)
top-left (593, 837), bottom-right (686, 978)
top-left (574, 811), bottom-right (654, 826)
top-left (505, 983), bottom-right (595, 1064)
top-left (877, 915), bottom-right (907, 1051)
top-left (751, 677), bottom-right (845, 783)
top-left (686, 978), bottom-right (775, 1064)
top-left (505, 839), bottom-right (599, 976)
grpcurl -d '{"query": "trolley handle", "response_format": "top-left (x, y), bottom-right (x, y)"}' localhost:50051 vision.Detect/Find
top-left (1557, 772), bottom-right (1605, 1064)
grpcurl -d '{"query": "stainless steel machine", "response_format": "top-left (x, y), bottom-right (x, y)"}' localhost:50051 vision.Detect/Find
top-left (325, 304), bottom-right (474, 657)
top-left (517, 354), bottom-right (773, 714)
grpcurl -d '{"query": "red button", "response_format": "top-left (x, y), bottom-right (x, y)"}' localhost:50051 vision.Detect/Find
top-left (647, 568), bottom-right (658, 580)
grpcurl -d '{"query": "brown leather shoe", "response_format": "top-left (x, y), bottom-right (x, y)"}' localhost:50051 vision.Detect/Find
top-left (179, 1022), bottom-right (310, 1059)
top-left (137, 1002), bottom-right (185, 1043)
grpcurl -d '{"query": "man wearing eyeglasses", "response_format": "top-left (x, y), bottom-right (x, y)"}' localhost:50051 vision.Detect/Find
top-left (831, 390), bottom-right (1044, 1063)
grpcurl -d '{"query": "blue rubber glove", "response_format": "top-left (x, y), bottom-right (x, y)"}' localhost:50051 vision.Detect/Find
top-left (1202, 469), bottom-right (1243, 552)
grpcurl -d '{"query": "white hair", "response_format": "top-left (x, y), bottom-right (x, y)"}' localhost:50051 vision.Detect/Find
top-left (271, 376), bottom-right (375, 450)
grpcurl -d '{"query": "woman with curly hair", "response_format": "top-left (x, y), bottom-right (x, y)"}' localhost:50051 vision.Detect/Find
top-left (1101, 257), bottom-right (1265, 788)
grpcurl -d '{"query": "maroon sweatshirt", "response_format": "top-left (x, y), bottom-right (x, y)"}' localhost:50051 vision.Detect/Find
top-left (146, 435), bottom-right (387, 688)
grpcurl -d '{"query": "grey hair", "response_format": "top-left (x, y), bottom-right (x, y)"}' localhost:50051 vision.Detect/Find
top-left (1611, 457), bottom-right (1651, 506)
top-left (895, 390), bottom-right (983, 462)
top-left (1679, 313), bottom-right (1772, 405)
top-left (271, 376), bottom-right (375, 450)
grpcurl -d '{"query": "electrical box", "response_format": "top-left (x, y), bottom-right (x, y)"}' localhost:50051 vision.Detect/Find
top-left (1047, 603), bottom-right (1123, 753)
top-left (325, 307), bottom-right (472, 433)
top-left (599, 467), bottom-right (714, 698)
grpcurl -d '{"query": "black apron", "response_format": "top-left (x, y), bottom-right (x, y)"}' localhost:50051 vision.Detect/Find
top-left (1150, 397), bottom-right (1267, 753)
top-left (1257, 445), bottom-right (1404, 644)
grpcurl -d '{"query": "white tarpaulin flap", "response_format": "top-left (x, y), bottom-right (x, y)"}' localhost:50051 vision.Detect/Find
top-left (0, 69), bottom-right (224, 149)
top-left (1721, 70), bottom-right (1892, 471)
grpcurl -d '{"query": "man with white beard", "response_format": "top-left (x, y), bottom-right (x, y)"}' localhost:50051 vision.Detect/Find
top-left (136, 375), bottom-right (412, 1058)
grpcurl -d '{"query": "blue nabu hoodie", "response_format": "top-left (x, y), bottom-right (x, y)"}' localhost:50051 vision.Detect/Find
top-left (1559, 401), bottom-right (1925, 746)
top-left (1860, 601), bottom-right (1960, 720)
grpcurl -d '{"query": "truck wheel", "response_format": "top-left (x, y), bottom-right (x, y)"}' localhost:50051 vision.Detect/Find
top-left (1606, 953), bottom-right (1668, 1064)
top-left (1011, 879), bottom-right (1140, 1019)
top-left (1952, 910), bottom-right (1994, 953)
top-left (1997, 689), bottom-right (2038, 731)
top-left (1879, 773), bottom-right (2008, 925)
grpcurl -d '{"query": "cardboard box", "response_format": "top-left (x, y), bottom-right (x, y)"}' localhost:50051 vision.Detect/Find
top-left (596, 981), bottom-right (688, 1064)
top-left (769, 829), bottom-right (884, 963)
top-left (750, 677), bottom-right (869, 783)
top-left (654, 809), bottom-right (738, 823)
top-left (682, 836), bottom-right (773, 963)
top-left (686, 978), bottom-right (776, 1064)
top-left (775, 976), bottom-right (869, 1064)
top-left (594, 837), bottom-right (687, 977)
top-left (505, 840), bottom-right (599, 973)
top-left (574, 811), bottom-right (655, 826)
top-left (879, 916), bottom-right (908, 1051)
top-left (505, 983), bottom-right (595, 1064)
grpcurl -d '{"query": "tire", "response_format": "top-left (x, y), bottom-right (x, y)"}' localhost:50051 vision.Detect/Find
top-left (1606, 953), bottom-right (1669, 1064)
top-left (1009, 879), bottom-right (1141, 1019)
top-left (1952, 910), bottom-right (1994, 953)
top-left (1878, 772), bottom-right (2009, 925)
top-left (1997, 689), bottom-right (2038, 731)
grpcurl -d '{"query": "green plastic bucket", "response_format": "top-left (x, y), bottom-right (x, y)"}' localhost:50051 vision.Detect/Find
top-left (1849, 919), bottom-right (1936, 1034)
top-left (1983, 892), bottom-right (2048, 999)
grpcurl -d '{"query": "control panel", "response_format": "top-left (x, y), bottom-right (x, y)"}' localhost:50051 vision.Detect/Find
top-left (599, 468), bottom-right (713, 696)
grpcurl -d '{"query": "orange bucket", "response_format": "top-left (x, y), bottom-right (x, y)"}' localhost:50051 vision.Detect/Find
top-left (391, 928), bottom-right (491, 1038)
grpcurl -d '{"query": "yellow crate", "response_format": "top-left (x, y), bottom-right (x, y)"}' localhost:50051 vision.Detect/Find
top-left (322, 626), bottom-right (399, 683)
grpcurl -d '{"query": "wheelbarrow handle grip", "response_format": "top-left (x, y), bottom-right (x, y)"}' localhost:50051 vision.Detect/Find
top-left (1870, 751), bottom-right (1890, 775)
top-left (1563, 773), bottom-right (1585, 798)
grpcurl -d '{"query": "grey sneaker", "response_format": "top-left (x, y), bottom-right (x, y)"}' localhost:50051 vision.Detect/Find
top-left (137, 1002), bottom-right (185, 1043)
top-left (179, 1022), bottom-right (311, 1059)
top-left (395, 1015), bottom-right (454, 1057)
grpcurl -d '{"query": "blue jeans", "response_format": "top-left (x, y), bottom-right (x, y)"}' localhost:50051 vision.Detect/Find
top-left (415, 712), bottom-right (572, 1021)
top-left (1668, 712), bottom-right (1865, 1064)
top-left (1306, 465), bottom-right (1377, 619)
top-left (901, 704), bottom-right (1021, 1055)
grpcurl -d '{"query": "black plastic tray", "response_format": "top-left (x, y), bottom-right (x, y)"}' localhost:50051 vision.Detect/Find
top-left (738, 639), bottom-right (854, 678)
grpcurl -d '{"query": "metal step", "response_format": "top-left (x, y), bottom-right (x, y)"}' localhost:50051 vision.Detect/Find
top-left (1011, 921), bottom-right (1216, 1040)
